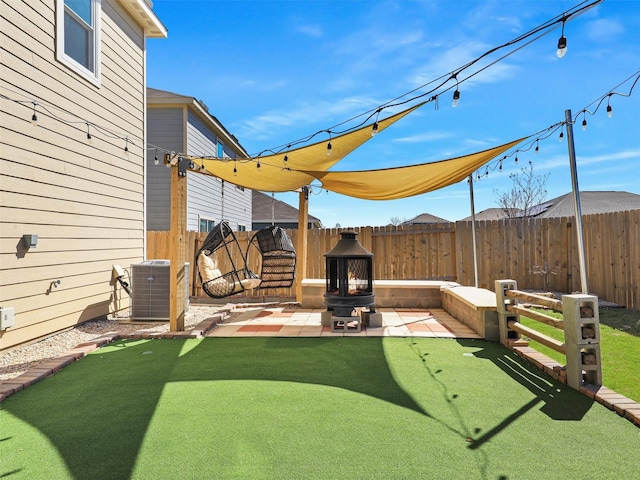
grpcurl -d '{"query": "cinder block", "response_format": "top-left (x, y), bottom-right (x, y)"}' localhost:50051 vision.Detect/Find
top-left (331, 316), bottom-right (361, 333)
top-left (366, 312), bottom-right (383, 328)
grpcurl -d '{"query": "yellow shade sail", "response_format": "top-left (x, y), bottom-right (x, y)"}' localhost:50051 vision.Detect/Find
top-left (303, 137), bottom-right (526, 200)
top-left (190, 102), bottom-right (425, 192)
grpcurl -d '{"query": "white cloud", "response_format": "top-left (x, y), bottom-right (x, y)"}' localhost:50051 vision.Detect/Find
top-left (236, 96), bottom-right (381, 143)
top-left (296, 24), bottom-right (323, 38)
top-left (393, 131), bottom-right (454, 143)
top-left (586, 18), bottom-right (624, 41)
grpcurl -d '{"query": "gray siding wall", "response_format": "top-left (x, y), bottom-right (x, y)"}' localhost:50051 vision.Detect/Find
top-left (146, 107), bottom-right (251, 232)
top-left (185, 110), bottom-right (252, 232)
top-left (146, 107), bottom-right (184, 230)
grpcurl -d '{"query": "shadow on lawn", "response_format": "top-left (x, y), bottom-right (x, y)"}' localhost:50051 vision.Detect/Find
top-left (2, 337), bottom-right (427, 479)
top-left (457, 339), bottom-right (594, 450)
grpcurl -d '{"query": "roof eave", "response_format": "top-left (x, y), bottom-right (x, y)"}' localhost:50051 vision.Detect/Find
top-left (147, 91), bottom-right (249, 158)
top-left (118, 0), bottom-right (168, 38)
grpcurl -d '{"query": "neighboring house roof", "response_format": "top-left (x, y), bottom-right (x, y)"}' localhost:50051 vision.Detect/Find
top-left (459, 208), bottom-right (511, 222)
top-left (147, 87), bottom-right (249, 157)
top-left (529, 191), bottom-right (640, 218)
top-left (252, 190), bottom-right (321, 227)
top-left (401, 213), bottom-right (450, 225)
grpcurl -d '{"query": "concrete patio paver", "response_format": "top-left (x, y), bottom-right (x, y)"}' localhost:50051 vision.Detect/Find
top-left (203, 306), bottom-right (482, 339)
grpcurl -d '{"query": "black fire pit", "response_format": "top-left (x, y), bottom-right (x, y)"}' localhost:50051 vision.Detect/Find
top-left (324, 231), bottom-right (375, 317)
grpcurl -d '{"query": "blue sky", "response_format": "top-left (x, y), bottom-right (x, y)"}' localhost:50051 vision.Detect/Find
top-left (146, 0), bottom-right (640, 227)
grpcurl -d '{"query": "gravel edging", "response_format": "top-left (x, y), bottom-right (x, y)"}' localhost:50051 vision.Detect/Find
top-left (0, 305), bottom-right (236, 396)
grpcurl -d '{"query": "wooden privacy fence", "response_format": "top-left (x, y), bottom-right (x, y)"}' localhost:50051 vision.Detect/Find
top-left (147, 209), bottom-right (640, 309)
top-left (456, 209), bottom-right (640, 309)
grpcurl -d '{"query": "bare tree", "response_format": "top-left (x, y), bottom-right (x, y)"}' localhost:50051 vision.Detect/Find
top-left (494, 162), bottom-right (550, 218)
top-left (389, 216), bottom-right (407, 226)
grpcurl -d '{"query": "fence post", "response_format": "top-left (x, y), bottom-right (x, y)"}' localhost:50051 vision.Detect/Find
top-left (495, 279), bottom-right (520, 345)
top-left (562, 294), bottom-right (602, 390)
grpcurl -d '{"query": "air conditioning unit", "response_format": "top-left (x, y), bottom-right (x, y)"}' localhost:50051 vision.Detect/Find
top-left (130, 260), bottom-right (190, 321)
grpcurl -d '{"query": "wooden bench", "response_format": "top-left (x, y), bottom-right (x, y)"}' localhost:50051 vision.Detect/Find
top-left (440, 286), bottom-right (499, 341)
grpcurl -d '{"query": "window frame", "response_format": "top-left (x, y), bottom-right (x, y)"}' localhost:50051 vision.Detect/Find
top-left (198, 217), bottom-right (216, 233)
top-left (56, 0), bottom-right (102, 86)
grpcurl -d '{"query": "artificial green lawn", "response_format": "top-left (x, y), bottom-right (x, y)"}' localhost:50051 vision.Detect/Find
top-left (519, 307), bottom-right (640, 402)
top-left (1, 337), bottom-right (639, 480)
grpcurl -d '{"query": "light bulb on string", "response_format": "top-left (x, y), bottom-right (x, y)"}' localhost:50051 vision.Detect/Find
top-left (534, 140), bottom-right (539, 155)
top-left (154, 149), bottom-right (159, 166)
top-left (86, 123), bottom-right (92, 143)
top-left (559, 130), bottom-right (564, 142)
top-left (371, 109), bottom-right (381, 137)
top-left (556, 20), bottom-right (567, 58)
top-left (582, 117), bottom-right (587, 131)
top-left (327, 131), bottom-right (333, 155)
top-left (233, 160), bottom-right (237, 176)
top-left (606, 97), bottom-right (613, 118)
top-left (31, 101), bottom-right (38, 126)
top-left (257, 160), bottom-right (261, 170)
top-left (451, 74), bottom-right (460, 107)
top-left (451, 89), bottom-right (460, 108)
top-left (124, 138), bottom-right (129, 153)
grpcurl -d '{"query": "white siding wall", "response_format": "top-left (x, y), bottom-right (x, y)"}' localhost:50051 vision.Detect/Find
top-left (0, 0), bottom-right (148, 349)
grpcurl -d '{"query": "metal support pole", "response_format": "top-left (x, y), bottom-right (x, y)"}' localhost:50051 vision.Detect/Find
top-left (564, 109), bottom-right (589, 294)
top-left (468, 175), bottom-right (479, 288)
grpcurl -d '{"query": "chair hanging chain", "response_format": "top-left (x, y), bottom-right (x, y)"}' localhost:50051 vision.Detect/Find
top-left (221, 180), bottom-right (225, 222)
top-left (271, 192), bottom-right (275, 226)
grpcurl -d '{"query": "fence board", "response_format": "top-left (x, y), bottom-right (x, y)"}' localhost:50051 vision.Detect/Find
top-left (146, 209), bottom-right (640, 309)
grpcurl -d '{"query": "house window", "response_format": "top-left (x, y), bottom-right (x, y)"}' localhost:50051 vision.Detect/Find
top-left (57, 0), bottom-right (101, 84)
top-left (199, 218), bottom-right (216, 233)
top-left (237, 225), bottom-right (246, 232)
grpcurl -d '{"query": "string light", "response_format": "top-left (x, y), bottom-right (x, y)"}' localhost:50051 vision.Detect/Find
top-left (581, 113), bottom-right (587, 131)
top-left (31, 101), bottom-right (38, 126)
top-left (86, 123), bottom-right (92, 143)
top-left (556, 19), bottom-right (568, 58)
top-left (250, 1), bottom-right (602, 158)
top-left (154, 149), bottom-right (159, 166)
top-left (451, 76), bottom-right (461, 107)
top-left (257, 160), bottom-right (261, 170)
top-left (6, 0), bottom-right (605, 168)
top-left (4, 0), bottom-right (630, 184)
top-left (606, 95), bottom-right (613, 118)
top-left (233, 160), bottom-right (237, 176)
top-left (124, 138), bottom-right (129, 152)
top-left (371, 109), bottom-right (381, 137)
top-left (534, 140), bottom-right (539, 154)
top-left (471, 69), bottom-right (638, 185)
